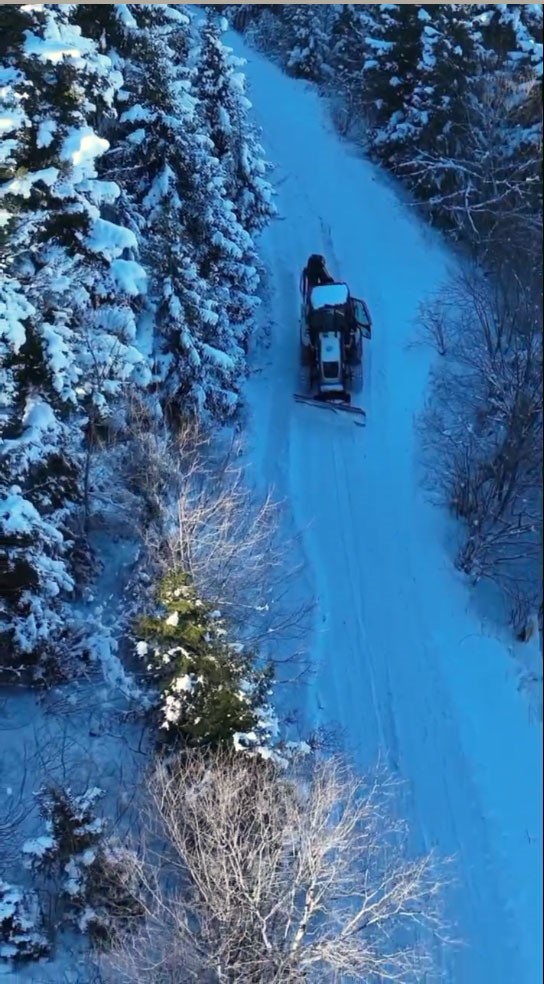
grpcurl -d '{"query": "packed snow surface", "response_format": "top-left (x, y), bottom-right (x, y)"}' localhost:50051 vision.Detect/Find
top-left (232, 33), bottom-right (543, 984)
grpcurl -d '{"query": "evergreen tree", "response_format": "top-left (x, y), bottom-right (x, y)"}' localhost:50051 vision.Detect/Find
top-left (362, 5), bottom-right (436, 158)
top-left (329, 5), bottom-right (369, 131)
top-left (0, 880), bottom-right (49, 962)
top-left (196, 17), bottom-right (238, 161)
top-left (103, 5), bottom-right (271, 419)
top-left (195, 16), bottom-right (276, 235)
top-left (0, 1), bottom-right (274, 680)
top-left (283, 5), bottom-right (329, 82)
top-left (138, 570), bottom-right (274, 748)
top-left (399, 6), bottom-right (480, 202)
top-left (0, 4), bottom-right (148, 678)
top-left (104, 5), bottom-right (254, 418)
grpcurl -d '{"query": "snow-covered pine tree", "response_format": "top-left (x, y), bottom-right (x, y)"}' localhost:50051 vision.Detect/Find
top-left (474, 4), bottom-right (542, 258)
top-left (227, 4), bottom-right (277, 34)
top-left (196, 16), bottom-right (238, 162)
top-left (476, 2), bottom-right (543, 72)
top-left (183, 137), bottom-right (262, 416)
top-left (396, 4), bottom-right (542, 253)
top-left (22, 784), bottom-right (143, 942)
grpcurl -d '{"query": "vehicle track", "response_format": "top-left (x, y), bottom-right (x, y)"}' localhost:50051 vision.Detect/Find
top-left (235, 31), bottom-right (541, 984)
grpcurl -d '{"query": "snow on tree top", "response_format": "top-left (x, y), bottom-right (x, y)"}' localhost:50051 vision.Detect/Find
top-left (115, 6), bottom-right (138, 31)
top-left (24, 23), bottom-right (95, 65)
top-left (86, 218), bottom-right (138, 261)
top-left (61, 127), bottom-right (109, 174)
top-left (110, 259), bottom-right (148, 297)
top-left (310, 283), bottom-right (349, 309)
top-left (161, 6), bottom-right (190, 26)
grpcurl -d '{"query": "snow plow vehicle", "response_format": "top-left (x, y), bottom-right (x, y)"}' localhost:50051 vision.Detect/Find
top-left (295, 282), bottom-right (372, 419)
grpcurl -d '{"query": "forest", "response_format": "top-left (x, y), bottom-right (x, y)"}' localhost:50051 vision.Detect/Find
top-left (1, 5), bottom-right (541, 982)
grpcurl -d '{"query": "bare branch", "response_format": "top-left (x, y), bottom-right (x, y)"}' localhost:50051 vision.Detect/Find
top-left (104, 751), bottom-right (451, 983)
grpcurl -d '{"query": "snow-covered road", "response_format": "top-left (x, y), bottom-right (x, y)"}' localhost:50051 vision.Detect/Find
top-left (234, 35), bottom-right (543, 984)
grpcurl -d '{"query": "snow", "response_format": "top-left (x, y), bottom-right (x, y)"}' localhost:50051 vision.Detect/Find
top-left (0, 284), bottom-right (34, 353)
top-left (160, 6), bottom-right (190, 26)
top-left (86, 218), bottom-right (137, 260)
top-left (120, 103), bottom-right (153, 125)
top-left (0, 107), bottom-right (25, 136)
top-left (310, 282), bottom-right (349, 308)
top-left (232, 32), bottom-right (543, 984)
top-left (24, 22), bottom-right (99, 67)
top-left (2, 398), bottom-right (59, 461)
top-left (172, 674), bottom-right (194, 694)
top-left (0, 166), bottom-right (59, 199)
top-left (80, 179), bottom-right (121, 205)
top-left (0, 491), bottom-right (60, 539)
top-left (36, 119), bottom-right (57, 149)
top-left (126, 127), bottom-right (146, 146)
top-left (24, 34), bottom-right (84, 64)
top-left (116, 5), bottom-right (138, 31)
top-left (61, 126), bottom-right (109, 177)
top-left (201, 343), bottom-right (236, 370)
top-left (22, 836), bottom-right (55, 859)
top-left (110, 258), bottom-right (148, 297)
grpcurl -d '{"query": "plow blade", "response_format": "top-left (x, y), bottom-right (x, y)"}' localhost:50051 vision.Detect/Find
top-left (294, 394), bottom-right (366, 423)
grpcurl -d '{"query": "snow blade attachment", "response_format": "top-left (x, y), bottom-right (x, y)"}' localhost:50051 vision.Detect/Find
top-left (294, 394), bottom-right (366, 423)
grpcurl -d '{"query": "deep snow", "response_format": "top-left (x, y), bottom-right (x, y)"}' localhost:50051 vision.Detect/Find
top-left (233, 34), bottom-right (543, 984)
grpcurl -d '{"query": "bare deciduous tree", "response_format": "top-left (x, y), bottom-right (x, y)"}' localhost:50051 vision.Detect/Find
top-left (104, 751), bottom-right (449, 983)
top-left (412, 291), bottom-right (453, 356)
top-left (123, 400), bottom-right (314, 653)
top-left (419, 266), bottom-right (542, 623)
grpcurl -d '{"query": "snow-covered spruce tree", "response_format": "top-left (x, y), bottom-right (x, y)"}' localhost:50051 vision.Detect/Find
top-left (468, 4), bottom-right (543, 257)
top-left (227, 4), bottom-right (278, 34)
top-left (195, 16), bottom-right (238, 162)
top-left (388, 4), bottom-right (543, 251)
top-left (0, 6), bottom-right (84, 679)
top-left (362, 4), bottom-right (439, 160)
top-left (395, 6), bottom-right (481, 210)
top-left (97, 5), bottom-right (271, 420)
top-left (328, 5), bottom-right (371, 135)
top-left (476, 2), bottom-right (543, 71)
top-left (137, 569), bottom-right (275, 749)
top-left (194, 15), bottom-right (276, 235)
top-left (104, 5), bottom-right (240, 418)
top-left (282, 4), bottom-right (330, 82)
top-left (0, 5), bottom-right (150, 680)
top-left (23, 785), bottom-right (143, 943)
top-left (0, 880), bottom-right (49, 965)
